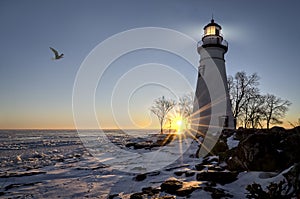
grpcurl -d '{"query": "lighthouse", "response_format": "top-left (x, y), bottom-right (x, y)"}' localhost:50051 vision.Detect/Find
top-left (193, 19), bottom-right (234, 135)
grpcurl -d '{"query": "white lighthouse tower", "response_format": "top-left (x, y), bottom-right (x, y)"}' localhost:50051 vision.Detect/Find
top-left (193, 19), bottom-right (234, 135)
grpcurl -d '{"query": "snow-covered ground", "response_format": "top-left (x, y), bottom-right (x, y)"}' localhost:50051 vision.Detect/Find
top-left (226, 133), bottom-right (240, 150)
top-left (0, 130), bottom-right (294, 198)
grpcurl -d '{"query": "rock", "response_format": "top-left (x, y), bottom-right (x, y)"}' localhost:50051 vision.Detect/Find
top-left (196, 170), bottom-right (238, 185)
top-left (195, 164), bottom-right (206, 171)
top-left (176, 181), bottom-right (201, 197)
top-left (155, 196), bottom-right (176, 199)
top-left (108, 193), bottom-right (119, 199)
top-left (280, 132), bottom-right (300, 167)
top-left (146, 171), bottom-right (160, 176)
top-left (226, 133), bottom-right (284, 171)
top-left (161, 178), bottom-right (202, 197)
top-left (203, 187), bottom-right (233, 199)
top-left (133, 171), bottom-right (160, 181)
top-left (160, 177), bottom-right (183, 194)
top-left (207, 165), bottom-right (224, 172)
top-left (185, 171), bottom-right (195, 177)
top-left (141, 187), bottom-right (160, 196)
top-left (32, 151), bottom-right (43, 158)
top-left (16, 155), bottom-right (22, 162)
top-left (195, 163), bottom-right (225, 172)
top-left (210, 140), bottom-right (229, 155)
top-left (134, 173), bottom-right (147, 181)
top-left (283, 163), bottom-right (300, 196)
top-left (226, 156), bottom-right (245, 171)
top-left (130, 192), bottom-right (144, 199)
top-left (203, 156), bottom-right (219, 164)
top-left (224, 127), bottom-right (300, 172)
top-left (174, 170), bottom-right (195, 177)
top-left (174, 171), bottom-right (185, 176)
top-left (165, 164), bottom-right (189, 171)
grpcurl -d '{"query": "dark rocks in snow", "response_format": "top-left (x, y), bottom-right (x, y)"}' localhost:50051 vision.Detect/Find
top-left (196, 170), bottom-right (238, 185)
top-left (176, 182), bottom-right (200, 197)
top-left (155, 196), bottom-right (176, 199)
top-left (165, 164), bottom-right (190, 171)
top-left (283, 163), bottom-right (300, 196)
top-left (174, 170), bottom-right (195, 177)
top-left (195, 163), bottom-right (225, 172)
top-left (133, 171), bottom-right (160, 181)
top-left (228, 133), bottom-right (283, 171)
top-left (141, 186), bottom-right (160, 196)
top-left (280, 131), bottom-right (300, 167)
top-left (225, 127), bottom-right (300, 172)
top-left (160, 178), bottom-right (202, 197)
top-left (210, 140), bottom-right (229, 155)
top-left (134, 173), bottom-right (147, 181)
top-left (160, 178), bottom-right (183, 194)
top-left (129, 192), bottom-right (144, 199)
top-left (195, 163), bottom-right (206, 171)
top-left (125, 134), bottom-right (178, 150)
top-left (108, 193), bottom-right (119, 199)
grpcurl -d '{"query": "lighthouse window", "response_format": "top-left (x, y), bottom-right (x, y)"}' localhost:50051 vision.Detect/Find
top-left (205, 26), bottom-right (216, 36)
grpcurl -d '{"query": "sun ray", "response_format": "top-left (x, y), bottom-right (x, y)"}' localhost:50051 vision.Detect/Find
top-left (190, 94), bottom-right (228, 118)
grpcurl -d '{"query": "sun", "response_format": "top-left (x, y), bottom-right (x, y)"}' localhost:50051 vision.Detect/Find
top-left (174, 116), bottom-right (188, 134)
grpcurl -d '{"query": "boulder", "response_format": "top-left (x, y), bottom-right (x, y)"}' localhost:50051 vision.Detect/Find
top-left (283, 163), bottom-right (300, 197)
top-left (196, 170), bottom-right (238, 185)
top-left (226, 133), bottom-right (284, 171)
top-left (141, 187), bottom-right (160, 196)
top-left (280, 132), bottom-right (300, 167)
top-left (210, 140), bottom-right (229, 155)
top-left (176, 181), bottom-right (201, 196)
top-left (160, 178), bottom-right (183, 194)
top-left (133, 173), bottom-right (147, 181)
top-left (130, 193), bottom-right (144, 199)
top-left (226, 127), bottom-right (300, 172)
top-left (161, 178), bottom-right (201, 197)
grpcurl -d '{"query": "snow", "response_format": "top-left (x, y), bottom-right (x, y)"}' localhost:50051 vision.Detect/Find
top-left (223, 166), bottom-right (294, 198)
top-left (226, 134), bottom-right (240, 150)
top-left (0, 130), bottom-right (296, 198)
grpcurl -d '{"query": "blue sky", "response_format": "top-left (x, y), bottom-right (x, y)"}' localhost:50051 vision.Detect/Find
top-left (1, 0), bottom-right (299, 129)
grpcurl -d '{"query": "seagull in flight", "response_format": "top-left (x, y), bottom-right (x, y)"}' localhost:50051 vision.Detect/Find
top-left (49, 47), bottom-right (64, 60)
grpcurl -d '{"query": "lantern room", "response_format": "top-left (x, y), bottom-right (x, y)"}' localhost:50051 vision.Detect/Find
top-left (199, 18), bottom-right (228, 52)
top-left (203, 19), bottom-right (222, 37)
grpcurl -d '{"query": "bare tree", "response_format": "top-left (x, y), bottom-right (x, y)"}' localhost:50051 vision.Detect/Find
top-left (178, 93), bottom-right (194, 117)
top-left (289, 118), bottom-right (300, 128)
top-left (150, 96), bottom-right (176, 134)
top-left (262, 94), bottom-right (291, 129)
top-left (228, 71), bottom-right (260, 128)
top-left (242, 94), bottom-right (265, 128)
top-left (178, 92), bottom-right (194, 129)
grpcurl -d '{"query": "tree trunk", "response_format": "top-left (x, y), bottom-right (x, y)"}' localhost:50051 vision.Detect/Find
top-left (160, 121), bottom-right (163, 134)
top-left (266, 119), bottom-right (270, 129)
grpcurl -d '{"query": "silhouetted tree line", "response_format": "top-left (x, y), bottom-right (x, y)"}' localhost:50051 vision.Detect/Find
top-left (150, 71), bottom-right (291, 131)
top-left (228, 71), bottom-right (291, 129)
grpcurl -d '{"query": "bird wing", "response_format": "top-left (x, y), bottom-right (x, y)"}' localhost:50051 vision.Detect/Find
top-left (49, 47), bottom-right (59, 57)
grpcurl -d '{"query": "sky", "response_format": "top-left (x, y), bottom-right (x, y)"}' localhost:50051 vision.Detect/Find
top-left (0, 0), bottom-right (299, 129)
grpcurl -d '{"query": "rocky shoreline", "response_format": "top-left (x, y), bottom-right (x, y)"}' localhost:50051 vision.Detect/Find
top-left (1, 128), bottom-right (299, 198)
top-left (111, 126), bottom-right (300, 198)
